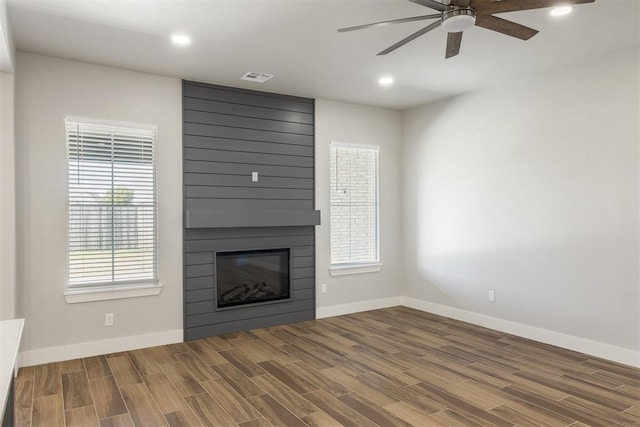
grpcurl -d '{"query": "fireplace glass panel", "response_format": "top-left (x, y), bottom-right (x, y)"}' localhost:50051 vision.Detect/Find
top-left (216, 248), bottom-right (290, 308)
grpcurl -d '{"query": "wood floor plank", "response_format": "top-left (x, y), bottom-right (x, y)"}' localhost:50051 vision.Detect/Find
top-left (201, 378), bottom-right (262, 423)
top-left (99, 413), bottom-right (135, 427)
top-left (430, 408), bottom-right (486, 427)
top-left (84, 356), bottom-right (112, 379)
top-left (489, 404), bottom-right (559, 427)
top-left (184, 392), bottom-right (238, 426)
top-left (89, 375), bottom-right (128, 419)
top-left (14, 377), bottom-right (33, 424)
top-left (302, 389), bottom-right (378, 426)
top-left (501, 384), bottom-right (607, 426)
top-left (204, 336), bottom-right (233, 352)
top-left (211, 362), bottom-right (264, 398)
top-left (514, 370), bottom-right (635, 412)
top-left (16, 365), bottom-right (36, 382)
top-left (219, 349), bottom-right (269, 377)
top-left (165, 408), bottom-right (205, 427)
top-left (107, 355), bottom-right (142, 387)
top-left (62, 371), bottom-right (93, 410)
top-left (160, 362), bottom-right (206, 397)
top-left (384, 401), bottom-right (449, 426)
top-left (338, 392), bottom-right (410, 426)
top-left (246, 393), bottom-right (307, 427)
top-left (33, 363), bottom-right (62, 398)
top-left (321, 366), bottom-right (398, 407)
top-left (185, 339), bottom-right (227, 365)
top-left (142, 372), bottom-right (187, 414)
top-left (444, 379), bottom-right (510, 411)
top-left (255, 360), bottom-right (316, 395)
top-left (252, 374), bottom-right (320, 418)
top-left (286, 361), bottom-right (351, 396)
top-left (65, 405), bottom-right (99, 427)
top-left (558, 395), bottom-right (640, 426)
top-left (147, 345), bottom-right (177, 365)
top-left (357, 371), bottom-right (446, 414)
top-left (300, 410), bottom-right (343, 427)
top-left (167, 342), bottom-right (192, 355)
top-left (128, 348), bottom-right (162, 376)
top-left (410, 381), bottom-right (513, 427)
top-left (237, 417), bottom-right (273, 427)
top-left (174, 351), bottom-right (220, 382)
top-left (120, 383), bottom-right (167, 427)
top-left (32, 395), bottom-right (65, 427)
top-left (59, 359), bottom-right (85, 374)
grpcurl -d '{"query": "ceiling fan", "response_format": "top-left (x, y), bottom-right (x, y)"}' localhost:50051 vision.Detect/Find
top-left (338, 0), bottom-right (595, 58)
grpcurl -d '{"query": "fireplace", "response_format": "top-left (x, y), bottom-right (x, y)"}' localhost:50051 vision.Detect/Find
top-left (215, 248), bottom-right (291, 309)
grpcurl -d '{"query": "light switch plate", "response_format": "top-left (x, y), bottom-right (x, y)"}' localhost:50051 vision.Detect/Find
top-left (252, 172), bottom-right (258, 182)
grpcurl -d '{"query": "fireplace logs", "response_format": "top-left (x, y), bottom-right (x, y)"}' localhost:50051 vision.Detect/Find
top-left (219, 281), bottom-right (279, 305)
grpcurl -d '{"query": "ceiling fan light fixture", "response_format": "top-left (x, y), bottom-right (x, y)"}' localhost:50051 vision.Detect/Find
top-left (550, 6), bottom-right (573, 16)
top-left (441, 9), bottom-right (476, 33)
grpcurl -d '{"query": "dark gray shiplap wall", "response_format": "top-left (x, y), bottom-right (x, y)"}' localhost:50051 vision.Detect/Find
top-left (182, 81), bottom-right (316, 340)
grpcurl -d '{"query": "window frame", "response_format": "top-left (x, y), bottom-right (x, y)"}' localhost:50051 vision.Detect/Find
top-left (328, 141), bottom-right (382, 276)
top-left (64, 117), bottom-right (162, 303)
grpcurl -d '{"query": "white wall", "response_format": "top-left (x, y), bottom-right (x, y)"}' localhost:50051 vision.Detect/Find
top-left (0, 0), bottom-right (15, 72)
top-left (15, 53), bottom-right (183, 364)
top-left (0, 71), bottom-right (16, 320)
top-left (315, 99), bottom-right (403, 316)
top-left (403, 48), bottom-right (640, 362)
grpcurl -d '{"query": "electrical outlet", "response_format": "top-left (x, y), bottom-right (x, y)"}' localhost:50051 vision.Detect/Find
top-left (488, 290), bottom-right (496, 302)
top-left (105, 313), bottom-right (114, 326)
top-left (321, 283), bottom-right (327, 294)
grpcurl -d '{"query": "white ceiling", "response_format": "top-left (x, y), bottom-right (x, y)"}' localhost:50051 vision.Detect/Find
top-left (6, 0), bottom-right (640, 110)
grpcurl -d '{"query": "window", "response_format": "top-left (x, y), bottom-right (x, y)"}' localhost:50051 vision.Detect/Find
top-left (66, 119), bottom-right (158, 292)
top-left (329, 142), bottom-right (380, 274)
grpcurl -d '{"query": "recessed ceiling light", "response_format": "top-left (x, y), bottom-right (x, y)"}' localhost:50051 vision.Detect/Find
top-left (550, 6), bottom-right (573, 16)
top-left (171, 33), bottom-right (191, 46)
top-left (378, 76), bottom-right (394, 86)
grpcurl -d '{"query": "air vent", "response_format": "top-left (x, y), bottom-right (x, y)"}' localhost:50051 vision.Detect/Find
top-left (240, 72), bottom-right (274, 83)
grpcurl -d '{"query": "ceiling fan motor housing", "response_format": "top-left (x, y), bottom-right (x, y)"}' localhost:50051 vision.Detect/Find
top-left (441, 8), bottom-right (476, 32)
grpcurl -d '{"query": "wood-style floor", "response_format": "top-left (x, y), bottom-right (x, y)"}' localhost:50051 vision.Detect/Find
top-left (13, 307), bottom-right (640, 427)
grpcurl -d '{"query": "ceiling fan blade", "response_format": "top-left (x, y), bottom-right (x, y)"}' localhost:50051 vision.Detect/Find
top-left (479, 0), bottom-right (595, 15)
top-left (338, 14), bottom-right (442, 33)
top-left (377, 20), bottom-right (442, 55)
top-left (475, 15), bottom-right (539, 40)
top-left (445, 32), bottom-right (463, 58)
top-left (408, 0), bottom-right (450, 12)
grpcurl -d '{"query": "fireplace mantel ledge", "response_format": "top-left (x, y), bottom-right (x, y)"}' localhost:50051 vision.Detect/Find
top-left (185, 209), bottom-right (321, 229)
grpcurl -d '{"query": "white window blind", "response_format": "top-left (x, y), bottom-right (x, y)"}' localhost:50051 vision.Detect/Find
top-left (66, 120), bottom-right (158, 288)
top-left (330, 142), bottom-right (379, 265)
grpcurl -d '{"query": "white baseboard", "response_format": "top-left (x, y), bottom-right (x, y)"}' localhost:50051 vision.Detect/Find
top-left (316, 296), bottom-right (403, 319)
top-left (401, 297), bottom-right (640, 368)
top-left (19, 329), bottom-right (183, 367)
top-left (18, 298), bottom-right (640, 369)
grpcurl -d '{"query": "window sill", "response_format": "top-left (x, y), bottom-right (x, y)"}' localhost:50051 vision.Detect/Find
top-left (329, 263), bottom-right (383, 276)
top-left (64, 283), bottom-right (163, 304)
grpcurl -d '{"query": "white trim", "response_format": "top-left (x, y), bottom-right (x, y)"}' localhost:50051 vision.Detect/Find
top-left (65, 116), bottom-right (158, 131)
top-left (64, 283), bottom-right (163, 303)
top-left (329, 263), bottom-right (383, 276)
top-left (401, 297), bottom-right (640, 368)
top-left (316, 296), bottom-right (402, 319)
top-left (0, 319), bottom-right (24, 421)
top-left (19, 328), bottom-right (182, 367)
top-left (330, 141), bottom-right (380, 151)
